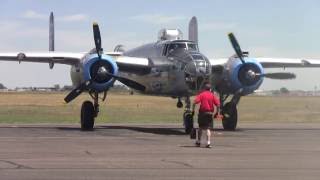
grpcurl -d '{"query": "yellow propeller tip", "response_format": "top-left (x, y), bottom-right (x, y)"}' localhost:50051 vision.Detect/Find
top-left (93, 22), bottom-right (98, 26)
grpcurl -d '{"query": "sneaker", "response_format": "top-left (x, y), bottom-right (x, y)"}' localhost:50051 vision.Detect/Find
top-left (206, 144), bottom-right (212, 148)
top-left (195, 142), bottom-right (200, 147)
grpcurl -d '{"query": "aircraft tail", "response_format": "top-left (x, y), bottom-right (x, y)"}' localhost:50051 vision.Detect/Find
top-left (188, 16), bottom-right (198, 44)
top-left (49, 12), bottom-right (54, 51)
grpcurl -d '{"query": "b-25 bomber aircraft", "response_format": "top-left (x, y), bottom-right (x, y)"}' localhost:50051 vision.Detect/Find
top-left (1, 13), bottom-right (320, 132)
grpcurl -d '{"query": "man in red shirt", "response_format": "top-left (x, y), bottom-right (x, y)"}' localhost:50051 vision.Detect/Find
top-left (192, 82), bottom-right (220, 148)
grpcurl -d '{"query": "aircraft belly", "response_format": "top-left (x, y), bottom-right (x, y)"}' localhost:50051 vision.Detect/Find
top-left (119, 71), bottom-right (189, 96)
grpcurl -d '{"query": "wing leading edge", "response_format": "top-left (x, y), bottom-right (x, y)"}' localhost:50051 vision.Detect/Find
top-left (0, 51), bottom-right (152, 74)
top-left (0, 52), bottom-right (82, 65)
top-left (209, 58), bottom-right (320, 68)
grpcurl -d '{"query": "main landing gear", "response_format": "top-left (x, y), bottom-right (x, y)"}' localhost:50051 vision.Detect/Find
top-left (220, 94), bottom-right (240, 131)
top-left (80, 91), bottom-right (107, 131)
top-left (182, 97), bottom-right (193, 134)
top-left (222, 102), bottom-right (238, 130)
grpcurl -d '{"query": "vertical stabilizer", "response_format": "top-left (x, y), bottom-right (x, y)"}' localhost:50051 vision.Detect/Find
top-left (188, 16), bottom-right (198, 45)
top-left (49, 12), bottom-right (54, 51)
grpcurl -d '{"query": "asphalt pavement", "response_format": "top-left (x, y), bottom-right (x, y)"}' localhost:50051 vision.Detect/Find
top-left (0, 123), bottom-right (320, 180)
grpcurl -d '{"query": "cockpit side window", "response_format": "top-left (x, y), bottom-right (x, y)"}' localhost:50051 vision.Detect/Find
top-left (187, 43), bottom-right (198, 51)
top-left (163, 44), bottom-right (169, 56)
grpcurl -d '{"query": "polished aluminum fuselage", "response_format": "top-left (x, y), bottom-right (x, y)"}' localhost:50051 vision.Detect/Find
top-left (122, 40), bottom-right (211, 96)
top-left (71, 40), bottom-right (211, 97)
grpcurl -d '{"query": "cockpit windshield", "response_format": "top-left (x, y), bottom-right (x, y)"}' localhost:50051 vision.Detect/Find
top-left (168, 43), bottom-right (187, 53)
top-left (165, 42), bottom-right (199, 55)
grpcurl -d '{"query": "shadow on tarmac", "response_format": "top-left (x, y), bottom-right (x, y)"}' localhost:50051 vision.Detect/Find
top-left (103, 126), bottom-right (187, 135)
top-left (57, 126), bottom-right (187, 135)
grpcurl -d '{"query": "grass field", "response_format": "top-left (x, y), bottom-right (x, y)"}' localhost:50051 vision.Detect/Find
top-left (0, 92), bottom-right (320, 124)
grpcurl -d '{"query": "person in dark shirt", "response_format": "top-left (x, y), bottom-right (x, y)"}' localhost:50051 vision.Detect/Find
top-left (192, 82), bottom-right (221, 148)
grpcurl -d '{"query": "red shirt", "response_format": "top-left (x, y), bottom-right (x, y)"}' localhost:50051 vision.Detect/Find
top-left (194, 90), bottom-right (220, 113)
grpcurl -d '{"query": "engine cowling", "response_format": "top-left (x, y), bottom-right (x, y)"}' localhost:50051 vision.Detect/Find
top-left (219, 58), bottom-right (264, 95)
top-left (82, 54), bottom-right (118, 92)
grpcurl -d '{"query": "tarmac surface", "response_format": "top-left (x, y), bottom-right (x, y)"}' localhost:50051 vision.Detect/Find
top-left (0, 123), bottom-right (320, 180)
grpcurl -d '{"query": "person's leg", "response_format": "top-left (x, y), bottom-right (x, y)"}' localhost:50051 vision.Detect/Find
top-left (196, 128), bottom-right (202, 146)
top-left (206, 114), bottom-right (213, 148)
top-left (206, 128), bottom-right (211, 145)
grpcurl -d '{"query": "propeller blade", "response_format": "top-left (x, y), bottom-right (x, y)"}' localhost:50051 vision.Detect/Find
top-left (228, 33), bottom-right (245, 64)
top-left (93, 22), bottom-right (102, 56)
top-left (117, 76), bottom-right (146, 91)
top-left (64, 81), bottom-right (91, 103)
top-left (104, 72), bottom-right (145, 91)
top-left (262, 72), bottom-right (296, 80)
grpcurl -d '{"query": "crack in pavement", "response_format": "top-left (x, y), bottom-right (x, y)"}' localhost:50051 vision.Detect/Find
top-left (0, 160), bottom-right (32, 169)
top-left (161, 159), bottom-right (194, 168)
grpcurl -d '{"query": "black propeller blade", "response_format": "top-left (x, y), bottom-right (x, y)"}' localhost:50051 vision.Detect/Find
top-left (93, 22), bottom-right (102, 57)
top-left (228, 33), bottom-right (245, 64)
top-left (104, 71), bottom-right (145, 91)
top-left (92, 22), bottom-right (145, 91)
top-left (64, 81), bottom-right (92, 103)
top-left (261, 72), bottom-right (296, 79)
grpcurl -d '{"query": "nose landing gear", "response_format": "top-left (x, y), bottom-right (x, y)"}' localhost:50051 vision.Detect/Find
top-left (80, 91), bottom-right (107, 131)
top-left (176, 97), bottom-right (183, 108)
top-left (81, 101), bottom-right (95, 130)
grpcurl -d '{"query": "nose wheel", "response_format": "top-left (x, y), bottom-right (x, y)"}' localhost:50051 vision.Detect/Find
top-left (177, 97), bottom-right (183, 108)
top-left (81, 101), bottom-right (95, 130)
top-left (80, 91), bottom-right (107, 131)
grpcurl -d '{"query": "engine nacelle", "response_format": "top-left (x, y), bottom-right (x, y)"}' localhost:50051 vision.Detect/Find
top-left (219, 58), bottom-right (264, 95)
top-left (82, 54), bottom-right (118, 92)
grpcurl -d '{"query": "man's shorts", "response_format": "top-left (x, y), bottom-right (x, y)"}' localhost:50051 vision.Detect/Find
top-left (198, 112), bottom-right (213, 129)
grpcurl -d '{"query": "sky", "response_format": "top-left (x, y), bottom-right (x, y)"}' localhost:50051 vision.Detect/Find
top-left (0, 0), bottom-right (320, 90)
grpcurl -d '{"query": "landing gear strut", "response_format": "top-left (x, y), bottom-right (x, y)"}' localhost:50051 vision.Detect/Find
top-left (220, 94), bottom-right (240, 131)
top-left (222, 102), bottom-right (238, 131)
top-left (183, 97), bottom-right (193, 134)
top-left (80, 91), bottom-right (107, 131)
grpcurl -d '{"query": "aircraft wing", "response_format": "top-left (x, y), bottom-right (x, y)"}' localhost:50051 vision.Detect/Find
top-left (255, 58), bottom-right (320, 68)
top-left (0, 51), bottom-right (152, 74)
top-left (209, 58), bottom-right (320, 68)
top-left (111, 56), bottom-right (152, 75)
top-left (0, 52), bottom-right (83, 65)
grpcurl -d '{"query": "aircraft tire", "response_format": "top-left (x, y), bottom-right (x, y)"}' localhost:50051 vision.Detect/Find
top-left (177, 101), bottom-right (183, 108)
top-left (222, 102), bottom-right (238, 131)
top-left (81, 101), bottom-right (95, 131)
top-left (184, 112), bottom-right (194, 134)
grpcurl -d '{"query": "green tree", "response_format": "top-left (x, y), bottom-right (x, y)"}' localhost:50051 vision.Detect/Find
top-left (280, 87), bottom-right (289, 94)
top-left (0, 83), bottom-right (7, 89)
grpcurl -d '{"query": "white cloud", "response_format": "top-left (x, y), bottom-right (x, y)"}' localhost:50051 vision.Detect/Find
top-left (130, 14), bottom-right (187, 24)
top-left (200, 22), bottom-right (237, 31)
top-left (22, 10), bottom-right (47, 20)
top-left (57, 14), bottom-right (89, 22)
top-left (249, 46), bottom-right (277, 57)
top-left (21, 10), bottom-right (89, 22)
